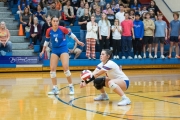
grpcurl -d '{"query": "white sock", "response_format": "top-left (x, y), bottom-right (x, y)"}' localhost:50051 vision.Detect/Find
top-left (144, 53), bottom-right (146, 56)
top-left (53, 85), bottom-right (57, 89)
top-left (122, 94), bottom-right (127, 99)
top-left (149, 53), bottom-right (151, 56)
top-left (69, 84), bottom-right (73, 87)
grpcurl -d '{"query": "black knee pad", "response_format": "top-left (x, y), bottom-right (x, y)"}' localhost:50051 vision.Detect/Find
top-left (93, 77), bottom-right (105, 90)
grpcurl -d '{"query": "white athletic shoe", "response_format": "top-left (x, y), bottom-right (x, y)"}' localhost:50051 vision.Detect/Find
top-left (149, 54), bottom-right (153, 59)
top-left (143, 54), bottom-right (146, 59)
top-left (94, 93), bottom-right (109, 101)
top-left (69, 85), bottom-right (74, 95)
top-left (128, 56), bottom-right (133, 59)
top-left (48, 87), bottom-right (59, 95)
top-left (122, 56), bottom-right (126, 59)
top-left (116, 55), bottom-right (119, 59)
top-left (138, 55), bottom-right (142, 59)
top-left (161, 55), bottom-right (165, 59)
top-left (113, 56), bottom-right (117, 59)
top-left (118, 97), bottom-right (131, 106)
top-left (154, 55), bottom-right (157, 59)
top-left (134, 55), bottom-right (137, 59)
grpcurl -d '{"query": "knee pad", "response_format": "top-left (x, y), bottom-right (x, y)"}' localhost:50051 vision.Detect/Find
top-left (50, 71), bottom-right (56, 78)
top-left (93, 77), bottom-right (105, 90)
top-left (108, 82), bottom-right (118, 90)
top-left (64, 70), bottom-right (71, 77)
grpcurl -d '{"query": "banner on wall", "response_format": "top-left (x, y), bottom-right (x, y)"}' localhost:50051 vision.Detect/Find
top-left (0, 56), bottom-right (41, 64)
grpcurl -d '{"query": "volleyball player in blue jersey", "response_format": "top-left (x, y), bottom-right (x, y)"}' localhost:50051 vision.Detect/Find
top-left (40, 16), bottom-right (84, 95)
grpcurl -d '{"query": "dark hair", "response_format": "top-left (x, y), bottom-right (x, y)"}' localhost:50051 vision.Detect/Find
top-left (145, 12), bottom-right (151, 16)
top-left (150, 0), bottom-right (156, 6)
top-left (124, 12), bottom-right (129, 16)
top-left (102, 49), bottom-right (113, 59)
top-left (39, 0), bottom-right (46, 9)
top-left (173, 12), bottom-right (179, 18)
top-left (20, 0), bottom-right (26, 9)
top-left (23, 7), bottom-right (30, 15)
top-left (51, 16), bottom-right (59, 21)
top-left (119, 4), bottom-right (124, 8)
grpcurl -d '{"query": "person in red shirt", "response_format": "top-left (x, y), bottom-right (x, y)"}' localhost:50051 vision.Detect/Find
top-left (121, 12), bottom-right (134, 59)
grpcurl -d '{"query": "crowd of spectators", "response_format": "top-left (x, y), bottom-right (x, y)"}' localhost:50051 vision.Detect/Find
top-left (1, 0), bottom-right (180, 59)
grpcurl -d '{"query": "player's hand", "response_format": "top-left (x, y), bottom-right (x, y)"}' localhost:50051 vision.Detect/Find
top-left (78, 41), bottom-right (84, 47)
top-left (80, 81), bottom-right (86, 88)
top-left (40, 51), bottom-right (44, 58)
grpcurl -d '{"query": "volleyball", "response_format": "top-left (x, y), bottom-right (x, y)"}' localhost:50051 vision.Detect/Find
top-left (80, 70), bottom-right (92, 81)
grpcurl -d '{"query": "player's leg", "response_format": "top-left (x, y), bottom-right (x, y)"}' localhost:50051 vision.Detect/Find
top-left (48, 53), bottom-right (59, 95)
top-left (93, 77), bottom-right (110, 101)
top-left (154, 37), bottom-right (158, 58)
top-left (60, 53), bottom-right (74, 95)
top-left (108, 79), bottom-right (131, 106)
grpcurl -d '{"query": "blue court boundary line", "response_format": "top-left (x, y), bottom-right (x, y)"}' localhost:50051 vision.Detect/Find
top-left (55, 84), bottom-right (180, 119)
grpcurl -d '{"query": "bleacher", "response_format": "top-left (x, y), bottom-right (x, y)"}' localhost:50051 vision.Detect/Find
top-left (0, 0), bottom-right (180, 71)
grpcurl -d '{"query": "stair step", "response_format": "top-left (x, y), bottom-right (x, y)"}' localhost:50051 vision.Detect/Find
top-left (0, 18), bottom-right (16, 23)
top-left (0, 7), bottom-right (10, 12)
top-left (10, 36), bottom-right (27, 43)
top-left (12, 50), bottom-right (37, 56)
top-left (9, 30), bottom-right (18, 36)
top-left (0, 12), bottom-right (14, 18)
top-left (0, 2), bottom-right (4, 7)
top-left (12, 42), bottom-right (30, 50)
top-left (6, 23), bottom-right (19, 30)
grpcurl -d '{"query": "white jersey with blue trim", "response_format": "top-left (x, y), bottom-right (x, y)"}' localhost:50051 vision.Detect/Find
top-left (94, 60), bottom-right (129, 80)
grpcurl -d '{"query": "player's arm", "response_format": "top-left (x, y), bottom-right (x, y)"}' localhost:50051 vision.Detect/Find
top-left (59, 26), bottom-right (84, 46)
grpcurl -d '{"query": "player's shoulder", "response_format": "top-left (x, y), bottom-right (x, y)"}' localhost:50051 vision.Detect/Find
top-left (47, 27), bottom-right (52, 32)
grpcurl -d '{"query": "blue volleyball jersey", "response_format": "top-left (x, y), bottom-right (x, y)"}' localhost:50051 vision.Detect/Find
top-left (46, 26), bottom-right (71, 48)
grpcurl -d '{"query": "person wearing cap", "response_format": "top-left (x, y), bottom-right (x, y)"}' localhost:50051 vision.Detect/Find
top-left (133, 12), bottom-right (144, 59)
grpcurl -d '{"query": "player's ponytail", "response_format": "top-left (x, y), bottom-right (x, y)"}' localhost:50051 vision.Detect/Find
top-left (102, 49), bottom-right (113, 60)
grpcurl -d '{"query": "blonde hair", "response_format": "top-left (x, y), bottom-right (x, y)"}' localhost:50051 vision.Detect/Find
top-left (34, 17), bottom-right (39, 23)
top-left (0, 21), bottom-right (6, 29)
top-left (101, 12), bottom-right (108, 26)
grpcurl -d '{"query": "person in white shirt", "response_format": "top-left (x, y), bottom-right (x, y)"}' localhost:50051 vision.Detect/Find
top-left (80, 49), bottom-right (131, 106)
top-left (98, 13), bottom-right (111, 52)
top-left (86, 15), bottom-right (98, 59)
top-left (111, 19), bottom-right (122, 59)
top-left (115, 4), bottom-right (125, 24)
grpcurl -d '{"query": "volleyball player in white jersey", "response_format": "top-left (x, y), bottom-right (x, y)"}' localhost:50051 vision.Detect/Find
top-left (80, 49), bottom-right (131, 106)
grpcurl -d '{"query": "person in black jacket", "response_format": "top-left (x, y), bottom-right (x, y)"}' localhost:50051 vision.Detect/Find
top-left (147, 0), bottom-right (160, 15)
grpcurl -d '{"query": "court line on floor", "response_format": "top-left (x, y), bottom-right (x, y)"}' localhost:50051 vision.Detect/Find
top-left (55, 85), bottom-right (180, 119)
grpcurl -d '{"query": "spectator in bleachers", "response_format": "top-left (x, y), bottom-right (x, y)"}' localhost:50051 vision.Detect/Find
top-left (71, 0), bottom-right (80, 13)
top-left (20, 7), bottom-right (32, 33)
top-left (41, 16), bottom-right (51, 51)
top-left (129, 9), bottom-right (135, 21)
top-left (143, 12), bottom-right (155, 59)
top-left (84, 3), bottom-right (91, 15)
top-left (102, 3), bottom-right (112, 14)
top-left (39, 0), bottom-right (48, 14)
top-left (130, 0), bottom-right (141, 12)
top-left (78, 9), bottom-right (90, 51)
top-left (147, 0), bottom-right (159, 16)
top-left (106, 8), bottom-right (115, 26)
top-left (17, 0), bottom-right (30, 16)
top-left (86, 15), bottom-right (98, 59)
top-left (111, 19), bottom-right (121, 59)
top-left (60, 0), bottom-right (68, 6)
top-left (93, 6), bottom-right (101, 24)
top-left (140, 12), bottom-right (146, 21)
top-left (90, 0), bottom-right (100, 8)
top-left (121, 12), bottom-right (134, 59)
top-left (64, 0), bottom-right (75, 26)
top-left (149, 9), bottom-right (156, 22)
top-left (115, 4), bottom-right (125, 24)
top-left (90, 4), bottom-right (96, 15)
top-left (33, 5), bottom-right (46, 27)
top-left (168, 12), bottom-right (180, 59)
top-left (98, 13), bottom-right (111, 52)
top-left (55, 0), bottom-right (62, 12)
top-left (0, 21), bottom-right (12, 53)
top-left (76, 1), bottom-right (85, 18)
top-left (30, 0), bottom-right (40, 13)
top-left (139, 6), bottom-right (148, 17)
top-left (154, 13), bottom-right (167, 59)
top-left (133, 13), bottom-right (144, 59)
top-left (87, 0), bottom-right (93, 6)
top-left (47, 2), bottom-right (61, 20)
top-left (111, 0), bottom-right (119, 14)
top-left (67, 28), bottom-right (82, 59)
top-left (29, 17), bottom-right (41, 49)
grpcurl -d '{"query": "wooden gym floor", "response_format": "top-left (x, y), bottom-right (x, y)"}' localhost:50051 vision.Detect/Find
top-left (0, 69), bottom-right (180, 120)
